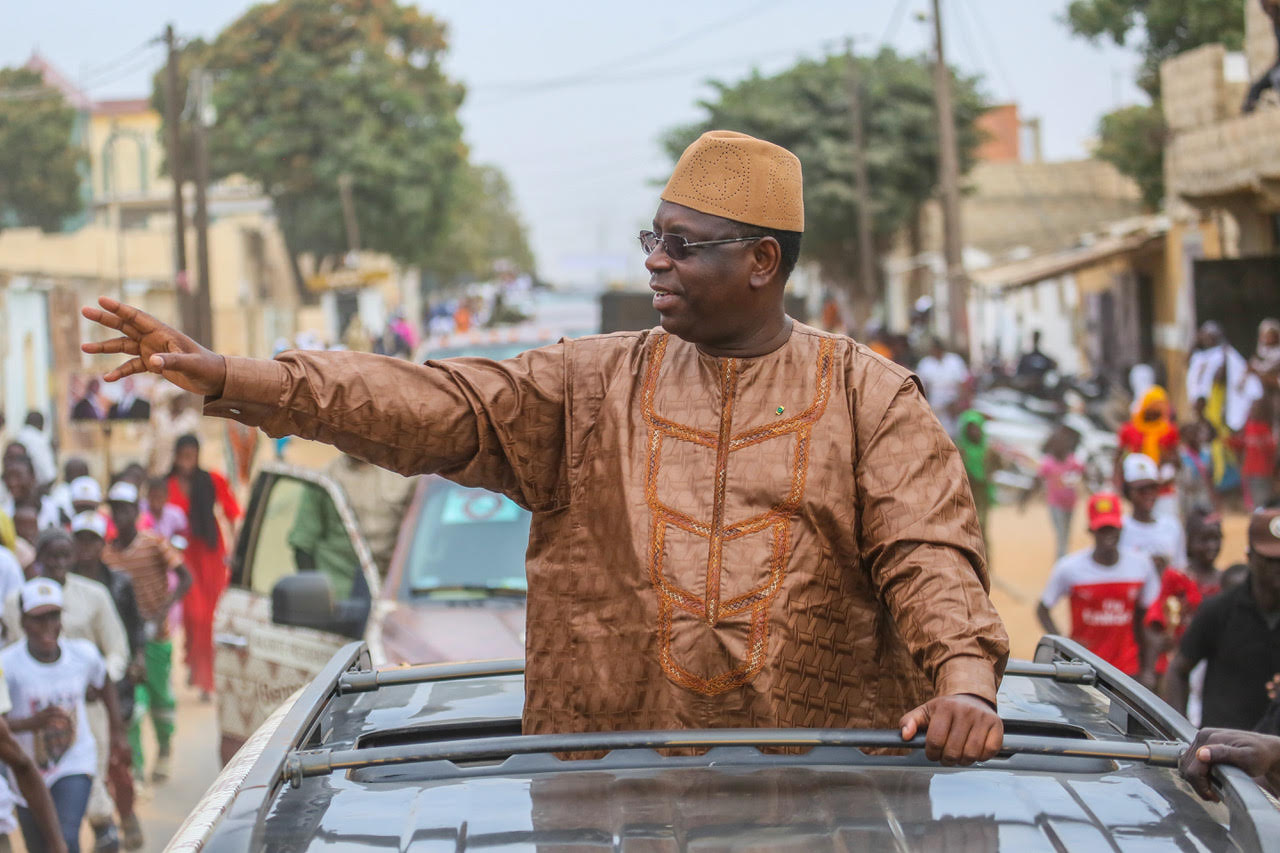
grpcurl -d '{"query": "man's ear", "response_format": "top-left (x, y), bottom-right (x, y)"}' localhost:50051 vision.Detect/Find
top-left (748, 237), bottom-right (782, 290)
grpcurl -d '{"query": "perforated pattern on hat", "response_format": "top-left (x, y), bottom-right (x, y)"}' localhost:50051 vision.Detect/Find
top-left (661, 131), bottom-right (804, 231)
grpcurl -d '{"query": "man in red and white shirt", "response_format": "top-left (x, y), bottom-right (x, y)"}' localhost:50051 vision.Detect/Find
top-left (1038, 492), bottom-right (1160, 684)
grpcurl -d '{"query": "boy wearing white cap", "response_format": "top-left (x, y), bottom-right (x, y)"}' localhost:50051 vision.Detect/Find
top-left (2, 578), bottom-right (126, 853)
top-left (1119, 453), bottom-right (1186, 579)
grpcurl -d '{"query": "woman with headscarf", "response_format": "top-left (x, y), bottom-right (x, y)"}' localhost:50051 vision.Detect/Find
top-left (166, 435), bottom-right (240, 700)
top-left (955, 410), bottom-right (996, 557)
top-left (1116, 386), bottom-right (1181, 517)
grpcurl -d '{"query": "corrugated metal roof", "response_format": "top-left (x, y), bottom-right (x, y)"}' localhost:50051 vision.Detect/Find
top-left (971, 218), bottom-right (1167, 290)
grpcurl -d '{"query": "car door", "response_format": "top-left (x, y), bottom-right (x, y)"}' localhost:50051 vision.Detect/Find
top-left (213, 461), bottom-right (380, 763)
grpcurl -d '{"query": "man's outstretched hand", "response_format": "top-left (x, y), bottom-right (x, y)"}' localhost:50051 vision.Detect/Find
top-left (1179, 728), bottom-right (1280, 801)
top-left (81, 297), bottom-right (227, 397)
top-left (900, 694), bottom-right (1003, 766)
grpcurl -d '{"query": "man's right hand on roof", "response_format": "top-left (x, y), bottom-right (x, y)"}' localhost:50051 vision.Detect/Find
top-left (1180, 728), bottom-right (1280, 800)
top-left (81, 296), bottom-right (228, 398)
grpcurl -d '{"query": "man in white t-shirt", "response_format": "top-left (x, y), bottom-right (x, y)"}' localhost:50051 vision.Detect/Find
top-left (915, 338), bottom-right (971, 436)
top-left (0, 669), bottom-right (65, 853)
top-left (2, 578), bottom-right (125, 853)
top-left (1119, 454), bottom-right (1186, 577)
top-left (1037, 492), bottom-right (1160, 685)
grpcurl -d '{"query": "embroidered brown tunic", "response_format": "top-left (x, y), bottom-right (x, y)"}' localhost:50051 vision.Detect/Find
top-left (206, 322), bottom-right (1008, 734)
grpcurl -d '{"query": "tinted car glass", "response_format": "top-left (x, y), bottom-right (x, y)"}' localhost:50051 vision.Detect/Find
top-left (400, 482), bottom-right (531, 597)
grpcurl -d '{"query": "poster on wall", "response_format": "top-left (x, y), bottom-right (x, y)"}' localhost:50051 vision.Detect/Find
top-left (67, 372), bottom-right (156, 422)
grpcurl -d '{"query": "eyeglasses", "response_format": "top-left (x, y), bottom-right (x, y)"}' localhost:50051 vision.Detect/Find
top-left (639, 230), bottom-right (762, 261)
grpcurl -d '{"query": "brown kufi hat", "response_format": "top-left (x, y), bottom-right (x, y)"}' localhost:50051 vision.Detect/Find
top-left (1248, 509), bottom-right (1280, 558)
top-left (661, 131), bottom-right (804, 232)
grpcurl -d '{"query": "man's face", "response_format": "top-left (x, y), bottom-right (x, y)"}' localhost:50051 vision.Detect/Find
top-left (37, 539), bottom-right (73, 580)
top-left (1092, 526), bottom-right (1121, 555)
top-left (644, 201), bottom-right (766, 347)
top-left (22, 609), bottom-right (61, 657)
top-left (1127, 481), bottom-right (1159, 516)
top-left (110, 501), bottom-right (139, 531)
top-left (1187, 524), bottom-right (1223, 566)
top-left (73, 532), bottom-right (105, 567)
top-left (13, 506), bottom-right (37, 544)
top-left (2, 463), bottom-right (33, 502)
top-left (1249, 551), bottom-right (1280, 599)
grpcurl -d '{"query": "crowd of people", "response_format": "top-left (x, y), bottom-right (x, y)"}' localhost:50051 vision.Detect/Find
top-left (0, 411), bottom-right (237, 852)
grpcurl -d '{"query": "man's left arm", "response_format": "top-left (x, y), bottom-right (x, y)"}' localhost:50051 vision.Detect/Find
top-left (855, 377), bottom-right (1009, 765)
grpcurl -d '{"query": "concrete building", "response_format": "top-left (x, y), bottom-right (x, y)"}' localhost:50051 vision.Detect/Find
top-left (1162, 0), bottom-right (1280, 362)
top-left (882, 103), bottom-right (1147, 341)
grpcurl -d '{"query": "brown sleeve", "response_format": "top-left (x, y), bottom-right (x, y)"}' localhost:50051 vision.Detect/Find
top-left (853, 370), bottom-right (1009, 705)
top-left (204, 347), bottom-right (570, 512)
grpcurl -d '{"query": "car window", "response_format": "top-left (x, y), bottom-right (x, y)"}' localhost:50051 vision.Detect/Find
top-left (246, 476), bottom-right (362, 600)
top-left (400, 483), bottom-right (531, 597)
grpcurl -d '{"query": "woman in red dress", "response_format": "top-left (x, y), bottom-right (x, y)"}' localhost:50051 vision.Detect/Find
top-left (167, 433), bottom-right (241, 699)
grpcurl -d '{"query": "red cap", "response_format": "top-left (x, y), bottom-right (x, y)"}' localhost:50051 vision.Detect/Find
top-left (1088, 492), bottom-right (1124, 531)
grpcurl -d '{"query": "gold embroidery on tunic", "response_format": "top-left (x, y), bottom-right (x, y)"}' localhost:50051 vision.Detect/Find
top-left (642, 334), bottom-right (836, 694)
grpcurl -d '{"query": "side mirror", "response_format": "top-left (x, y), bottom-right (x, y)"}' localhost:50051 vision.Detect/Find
top-left (272, 573), bottom-right (335, 632)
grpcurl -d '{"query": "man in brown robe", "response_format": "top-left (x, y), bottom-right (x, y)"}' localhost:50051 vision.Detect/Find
top-left (83, 130), bottom-right (1009, 765)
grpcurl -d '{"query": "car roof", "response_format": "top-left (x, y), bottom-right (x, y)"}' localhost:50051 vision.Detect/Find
top-left (202, 638), bottom-right (1280, 853)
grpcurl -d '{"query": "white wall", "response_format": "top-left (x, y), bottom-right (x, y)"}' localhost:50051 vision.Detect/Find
top-left (3, 281), bottom-right (52, 428)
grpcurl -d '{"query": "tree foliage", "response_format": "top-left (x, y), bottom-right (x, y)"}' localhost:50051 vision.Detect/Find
top-left (1064, 0), bottom-right (1244, 97)
top-left (663, 49), bottom-right (986, 303)
top-left (1095, 104), bottom-right (1167, 209)
top-left (0, 67), bottom-right (84, 232)
top-left (153, 0), bottom-right (471, 273)
top-left (1062, 0), bottom-right (1245, 210)
top-left (432, 163), bottom-right (535, 286)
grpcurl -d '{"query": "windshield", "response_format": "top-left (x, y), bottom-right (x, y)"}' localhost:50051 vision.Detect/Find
top-left (401, 481), bottom-right (531, 597)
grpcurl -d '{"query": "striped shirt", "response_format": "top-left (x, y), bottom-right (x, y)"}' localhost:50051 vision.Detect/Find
top-left (103, 530), bottom-right (183, 634)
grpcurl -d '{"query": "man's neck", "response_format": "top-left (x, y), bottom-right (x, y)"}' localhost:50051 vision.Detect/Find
top-left (1253, 578), bottom-right (1280, 614)
top-left (1092, 548), bottom-right (1119, 567)
top-left (696, 314), bottom-right (793, 359)
top-left (1133, 510), bottom-right (1154, 524)
top-left (73, 562), bottom-right (108, 585)
top-left (115, 526), bottom-right (137, 548)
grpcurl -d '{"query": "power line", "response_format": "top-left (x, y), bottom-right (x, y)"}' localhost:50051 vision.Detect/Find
top-left (880, 0), bottom-right (913, 48)
top-left (79, 38), bottom-right (162, 81)
top-left (474, 0), bottom-right (776, 102)
top-left (83, 49), bottom-right (164, 92)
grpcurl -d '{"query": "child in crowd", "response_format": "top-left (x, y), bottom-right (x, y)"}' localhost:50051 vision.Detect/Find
top-left (1178, 421), bottom-right (1216, 517)
top-left (1143, 507), bottom-right (1223, 718)
top-left (140, 478), bottom-right (187, 549)
top-left (1039, 424), bottom-right (1084, 559)
top-left (1037, 492), bottom-right (1160, 682)
top-left (1119, 454), bottom-right (1186, 578)
top-left (1233, 399), bottom-right (1278, 511)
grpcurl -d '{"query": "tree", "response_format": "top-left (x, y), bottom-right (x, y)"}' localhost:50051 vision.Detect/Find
top-left (663, 49), bottom-right (986, 310)
top-left (0, 67), bottom-right (84, 232)
top-left (1063, 0), bottom-right (1246, 209)
top-left (1095, 105), bottom-right (1168, 209)
top-left (1064, 0), bottom-right (1244, 97)
top-left (432, 163), bottom-right (535, 287)
top-left (153, 0), bottom-right (469, 286)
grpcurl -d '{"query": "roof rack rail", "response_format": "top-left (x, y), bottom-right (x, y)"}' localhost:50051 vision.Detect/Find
top-left (284, 728), bottom-right (1184, 788)
top-left (1035, 635), bottom-right (1280, 853)
top-left (1003, 659), bottom-right (1096, 684)
top-left (338, 658), bottom-right (524, 695)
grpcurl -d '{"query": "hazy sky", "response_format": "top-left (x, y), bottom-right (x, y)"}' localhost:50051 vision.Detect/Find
top-left (3, 1), bottom-right (1146, 286)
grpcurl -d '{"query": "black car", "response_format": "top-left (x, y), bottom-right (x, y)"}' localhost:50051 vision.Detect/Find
top-left (171, 635), bottom-right (1280, 852)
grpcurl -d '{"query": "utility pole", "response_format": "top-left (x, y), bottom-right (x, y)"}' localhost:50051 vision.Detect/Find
top-left (191, 69), bottom-right (214, 348)
top-left (337, 173), bottom-right (362, 255)
top-left (845, 38), bottom-right (877, 323)
top-left (930, 0), bottom-right (969, 354)
top-left (163, 25), bottom-right (192, 337)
